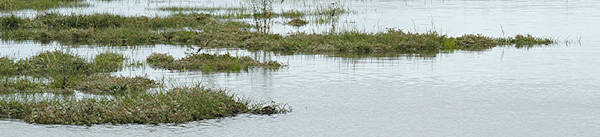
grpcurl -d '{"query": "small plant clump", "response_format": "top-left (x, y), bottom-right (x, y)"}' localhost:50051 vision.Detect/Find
top-left (93, 52), bottom-right (125, 72)
top-left (157, 7), bottom-right (247, 12)
top-left (146, 53), bottom-right (282, 72)
top-left (0, 57), bottom-right (17, 75)
top-left (74, 74), bottom-right (158, 95)
top-left (0, 86), bottom-right (289, 125)
top-left (0, 78), bottom-right (74, 94)
top-left (287, 18), bottom-right (308, 27)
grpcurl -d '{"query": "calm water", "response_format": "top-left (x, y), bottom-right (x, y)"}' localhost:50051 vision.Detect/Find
top-left (2, 0), bottom-right (600, 136)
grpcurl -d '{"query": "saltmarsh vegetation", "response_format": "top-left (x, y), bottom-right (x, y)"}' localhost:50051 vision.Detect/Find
top-left (0, 51), bottom-right (157, 94)
top-left (0, 52), bottom-right (289, 125)
top-left (146, 53), bottom-right (282, 72)
top-left (0, 0), bottom-right (87, 11)
top-left (0, 85), bottom-right (289, 125)
top-left (0, 13), bottom-right (554, 55)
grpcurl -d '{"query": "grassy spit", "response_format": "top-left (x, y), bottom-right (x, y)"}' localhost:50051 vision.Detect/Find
top-left (0, 0), bottom-right (87, 11)
top-left (147, 53), bottom-right (282, 72)
top-left (0, 85), bottom-right (289, 125)
top-left (0, 13), bottom-right (553, 55)
top-left (0, 51), bottom-right (158, 94)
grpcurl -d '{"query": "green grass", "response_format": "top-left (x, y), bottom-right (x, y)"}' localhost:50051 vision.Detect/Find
top-left (287, 18), bottom-right (308, 27)
top-left (0, 78), bottom-right (74, 94)
top-left (0, 57), bottom-right (17, 76)
top-left (0, 51), bottom-right (157, 94)
top-left (0, 0), bottom-right (87, 11)
top-left (0, 13), bottom-right (554, 55)
top-left (157, 7), bottom-right (247, 12)
top-left (0, 85), bottom-right (289, 125)
top-left (147, 53), bottom-right (282, 72)
top-left (0, 52), bottom-right (288, 125)
top-left (93, 52), bottom-right (125, 72)
top-left (74, 74), bottom-right (158, 95)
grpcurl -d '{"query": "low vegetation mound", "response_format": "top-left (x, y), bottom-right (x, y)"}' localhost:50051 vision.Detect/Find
top-left (0, 51), bottom-right (157, 94)
top-left (146, 53), bottom-right (282, 72)
top-left (0, 14), bottom-right (554, 56)
top-left (0, 86), bottom-right (289, 125)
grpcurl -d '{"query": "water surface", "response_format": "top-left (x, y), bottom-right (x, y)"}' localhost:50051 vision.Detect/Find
top-left (1, 0), bottom-right (600, 137)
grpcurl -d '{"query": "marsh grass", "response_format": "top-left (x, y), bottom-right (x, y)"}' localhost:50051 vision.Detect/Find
top-left (0, 85), bottom-right (289, 125)
top-left (74, 74), bottom-right (158, 95)
top-left (0, 78), bottom-right (74, 94)
top-left (0, 57), bottom-right (17, 76)
top-left (287, 18), bottom-right (308, 27)
top-left (93, 52), bottom-right (125, 72)
top-left (0, 13), bottom-right (250, 46)
top-left (0, 52), bottom-right (287, 125)
top-left (0, 14), bottom-right (554, 55)
top-left (0, 0), bottom-right (87, 11)
top-left (147, 53), bottom-right (282, 72)
top-left (0, 51), bottom-right (156, 94)
top-left (157, 7), bottom-right (248, 12)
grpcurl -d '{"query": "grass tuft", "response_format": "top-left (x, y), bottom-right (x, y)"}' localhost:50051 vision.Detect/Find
top-left (147, 53), bottom-right (282, 72)
top-left (93, 52), bottom-right (125, 72)
top-left (287, 18), bottom-right (308, 27)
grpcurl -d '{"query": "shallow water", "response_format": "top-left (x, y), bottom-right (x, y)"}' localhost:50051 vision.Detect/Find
top-left (2, 0), bottom-right (600, 137)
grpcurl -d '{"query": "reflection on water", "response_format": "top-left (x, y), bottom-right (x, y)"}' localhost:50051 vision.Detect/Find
top-left (2, 0), bottom-right (600, 137)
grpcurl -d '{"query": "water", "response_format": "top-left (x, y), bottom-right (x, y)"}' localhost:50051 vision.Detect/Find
top-left (2, 0), bottom-right (600, 136)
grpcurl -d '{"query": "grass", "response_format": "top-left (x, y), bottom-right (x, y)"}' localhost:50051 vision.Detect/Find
top-left (287, 18), bottom-right (308, 27)
top-left (0, 85), bottom-right (289, 125)
top-left (93, 52), bottom-right (125, 72)
top-left (0, 78), bottom-right (74, 94)
top-left (0, 13), bottom-right (554, 55)
top-left (74, 74), bottom-right (158, 95)
top-left (0, 52), bottom-right (288, 125)
top-left (147, 53), bottom-right (282, 72)
top-left (157, 7), bottom-right (247, 12)
top-left (0, 51), bottom-right (157, 94)
top-left (0, 57), bottom-right (17, 76)
top-left (0, 13), bottom-right (248, 46)
top-left (0, 0), bottom-right (87, 11)
top-left (242, 30), bottom-right (554, 54)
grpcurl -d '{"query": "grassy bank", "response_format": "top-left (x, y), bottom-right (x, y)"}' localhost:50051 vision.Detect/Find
top-left (0, 0), bottom-right (86, 11)
top-left (147, 53), bottom-right (282, 72)
top-left (0, 86), bottom-right (289, 125)
top-left (0, 51), bottom-right (158, 94)
top-left (0, 13), bottom-right (554, 55)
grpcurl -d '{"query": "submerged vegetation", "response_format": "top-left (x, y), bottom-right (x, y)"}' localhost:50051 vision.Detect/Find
top-left (0, 85), bottom-right (289, 125)
top-left (0, 0), bottom-right (86, 11)
top-left (147, 53), bottom-right (282, 72)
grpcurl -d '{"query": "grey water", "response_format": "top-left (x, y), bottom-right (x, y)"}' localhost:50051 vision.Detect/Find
top-left (2, 0), bottom-right (600, 136)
